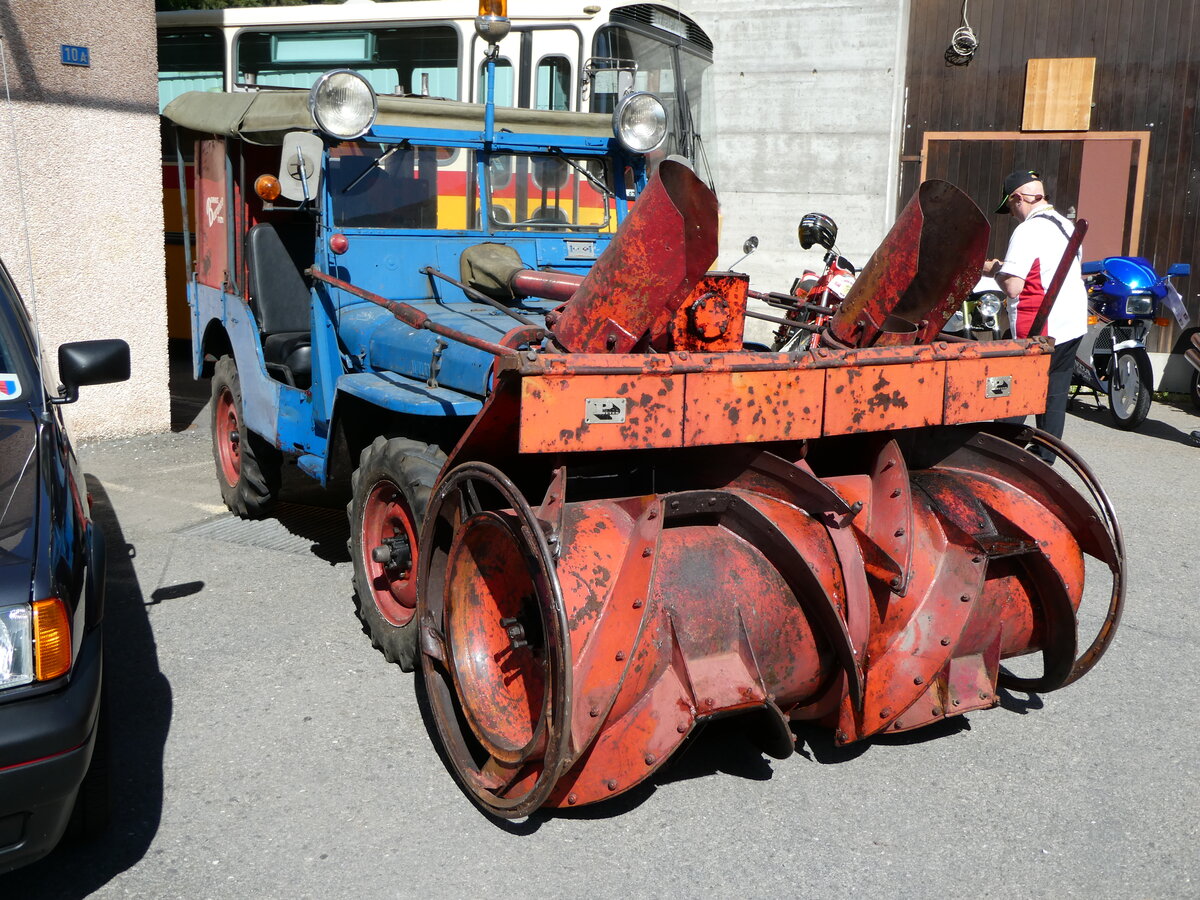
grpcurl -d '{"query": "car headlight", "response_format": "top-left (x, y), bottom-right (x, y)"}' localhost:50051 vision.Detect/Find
top-left (1125, 294), bottom-right (1154, 316)
top-left (309, 69), bottom-right (378, 141)
top-left (977, 292), bottom-right (1003, 318)
top-left (0, 604), bottom-right (33, 689)
top-left (612, 92), bottom-right (668, 154)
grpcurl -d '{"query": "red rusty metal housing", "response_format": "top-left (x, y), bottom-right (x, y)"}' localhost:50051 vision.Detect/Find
top-left (415, 161), bottom-right (1125, 818)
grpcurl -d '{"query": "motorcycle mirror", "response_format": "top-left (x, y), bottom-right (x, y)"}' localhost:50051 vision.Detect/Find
top-left (727, 235), bottom-right (759, 271)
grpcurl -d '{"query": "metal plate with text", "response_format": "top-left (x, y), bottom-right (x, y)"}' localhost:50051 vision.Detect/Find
top-left (585, 397), bottom-right (628, 424)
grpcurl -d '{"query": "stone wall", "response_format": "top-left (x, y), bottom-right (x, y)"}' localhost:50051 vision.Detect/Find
top-left (0, 0), bottom-right (168, 439)
top-left (678, 0), bottom-right (909, 342)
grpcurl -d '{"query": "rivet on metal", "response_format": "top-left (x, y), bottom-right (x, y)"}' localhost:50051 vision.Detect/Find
top-left (960, 594), bottom-right (970, 602)
top-left (670, 500), bottom-right (680, 510)
top-left (642, 547), bottom-right (652, 558)
top-left (632, 599), bottom-right (643, 609)
top-left (972, 555), bottom-right (983, 563)
top-left (890, 576), bottom-right (902, 589)
top-left (940, 638), bottom-right (950, 646)
top-left (644, 754), bottom-right (656, 766)
top-left (953, 699), bottom-right (961, 706)
top-left (979, 691), bottom-right (989, 700)
top-left (894, 528), bottom-right (905, 537)
top-left (879, 707), bottom-right (893, 719)
top-left (567, 793), bottom-right (578, 805)
top-left (589, 706), bottom-right (600, 717)
top-left (605, 780), bottom-right (618, 792)
top-left (677, 722), bottom-right (688, 733)
top-left (615, 651), bottom-right (625, 661)
top-left (648, 508), bottom-right (658, 519)
top-left (890, 489), bottom-right (901, 498)
top-left (932, 707), bottom-right (942, 716)
top-left (914, 676), bottom-right (924, 685)
top-left (836, 730), bottom-right (848, 742)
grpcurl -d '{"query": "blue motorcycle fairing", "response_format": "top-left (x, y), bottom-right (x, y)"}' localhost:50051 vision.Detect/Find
top-left (1094, 256), bottom-right (1164, 298)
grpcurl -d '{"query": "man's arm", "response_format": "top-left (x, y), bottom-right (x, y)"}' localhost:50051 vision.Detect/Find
top-left (996, 272), bottom-right (1025, 299)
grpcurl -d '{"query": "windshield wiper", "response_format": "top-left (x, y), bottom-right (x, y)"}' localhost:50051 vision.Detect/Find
top-left (342, 142), bottom-right (408, 194)
top-left (550, 148), bottom-right (614, 199)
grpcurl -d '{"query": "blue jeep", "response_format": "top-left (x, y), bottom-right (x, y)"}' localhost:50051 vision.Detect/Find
top-left (163, 60), bottom-right (668, 669)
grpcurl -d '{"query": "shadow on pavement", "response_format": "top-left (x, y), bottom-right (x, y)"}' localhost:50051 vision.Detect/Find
top-left (1068, 395), bottom-right (1199, 446)
top-left (1, 477), bottom-right (172, 895)
top-left (169, 339), bottom-right (208, 433)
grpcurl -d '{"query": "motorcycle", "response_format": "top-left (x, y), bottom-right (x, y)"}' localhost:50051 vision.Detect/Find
top-left (944, 276), bottom-right (1009, 341)
top-left (1072, 256), bottom-right (1190, 430)
top-left (769, 213), bottom-right (857, 351)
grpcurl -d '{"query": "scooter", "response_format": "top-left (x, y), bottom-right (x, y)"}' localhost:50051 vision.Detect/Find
top-left (1072, 256), bottom-right (1190, 430)
top-left (944, 276), bottom-right (1009, 341)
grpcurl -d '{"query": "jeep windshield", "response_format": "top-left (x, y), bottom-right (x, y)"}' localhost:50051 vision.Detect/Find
top-left (327, 144), bottom-right (614, 232)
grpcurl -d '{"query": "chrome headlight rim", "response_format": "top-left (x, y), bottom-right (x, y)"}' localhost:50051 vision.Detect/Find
top-left (976, 292), bottom-right (1004, 318)
top-left (612, 91), bottom-right (669, 155)
top-left (308, 69), bottom-right (378, 141)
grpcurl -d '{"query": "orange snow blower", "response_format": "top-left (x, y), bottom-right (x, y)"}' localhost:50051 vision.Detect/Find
top-left (416, 161), bottom-right (1125, 817)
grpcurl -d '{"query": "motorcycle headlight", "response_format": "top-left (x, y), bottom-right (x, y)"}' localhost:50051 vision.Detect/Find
top-left (309, 69), bottom-right (378, 141)
top-left (0, 604), bottom-right (33, 689)
top-left (977, 292), bottom-right (1003, 318)
top-left (1125, 294), bottom-right (1154, 316)
top-left (612, 91), bottom-right (668, 154)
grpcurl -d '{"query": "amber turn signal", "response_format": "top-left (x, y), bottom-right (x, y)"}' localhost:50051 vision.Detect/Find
top-left (255, 174), bottom-right (282, 202)
top-left (32, 597), bottom-right (71, 681)
top-left (479, 0), bottom-right (506, 15)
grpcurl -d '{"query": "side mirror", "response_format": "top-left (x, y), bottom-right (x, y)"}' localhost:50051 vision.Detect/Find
top-left (53, 339), bottom-right (130, 405)
top-left (1168, 263), bottom-right (1191, 278)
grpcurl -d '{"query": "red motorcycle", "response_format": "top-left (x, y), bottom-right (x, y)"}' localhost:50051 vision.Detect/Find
top-left (770, 213), bottom-right (856, 350)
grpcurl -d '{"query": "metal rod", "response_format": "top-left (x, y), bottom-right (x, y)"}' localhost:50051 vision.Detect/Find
top-left (309, 270), bottom-right (519, 359)
top-left (421, 266), bottom-right (542, 328)
top-left (745, 308), bottom-right (822, 332)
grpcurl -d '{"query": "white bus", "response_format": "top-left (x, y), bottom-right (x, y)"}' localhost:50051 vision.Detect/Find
top-left (157, 1), bottom-right (715, 337)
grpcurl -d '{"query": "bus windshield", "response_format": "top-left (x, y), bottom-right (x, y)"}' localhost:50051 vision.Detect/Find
top-left (236, 26), bottom-right (460, 98)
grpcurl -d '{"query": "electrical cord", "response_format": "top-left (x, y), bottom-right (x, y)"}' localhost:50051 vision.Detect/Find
top-left (944, 0), bottom-right (978, 67)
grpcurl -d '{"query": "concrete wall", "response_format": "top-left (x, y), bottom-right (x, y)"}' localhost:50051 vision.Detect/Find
top-left (0, 0), bottom-right (168, 439)
top-left (677, 0), bottom-right (909, 343)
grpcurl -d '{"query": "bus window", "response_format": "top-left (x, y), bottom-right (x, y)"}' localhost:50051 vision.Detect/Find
top-left (158, 30), bottom-right (222, 111)
top-left (536, 56), bottom-right (571, 111)
top-left (476, 59), bottom-right (515, 107)
top-left (236, 26), bottom-right (459, 98)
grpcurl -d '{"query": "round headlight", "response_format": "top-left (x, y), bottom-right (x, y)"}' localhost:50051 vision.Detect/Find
top-left (613, 92), bottom-right (668, 154)
top-left (309, 70), bottom-right (378, 141)
top-left (977, 292), bottom-right (1003, 317)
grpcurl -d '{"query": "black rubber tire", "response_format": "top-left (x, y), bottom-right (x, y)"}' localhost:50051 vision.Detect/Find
top-left (64, 686), bottom-right (110, 842)
top-left (210, 356), bottom-right (281, 518)
top-left (1107, 349), bottom-right (1153, 430)
top-left (348, 437), bottom-right (445, 671)
top-left (1190, 367), bottom-right (1200, 412)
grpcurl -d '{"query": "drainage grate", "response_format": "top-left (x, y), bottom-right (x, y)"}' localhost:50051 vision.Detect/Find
top-left (178, 502), bottom-right (350, 561)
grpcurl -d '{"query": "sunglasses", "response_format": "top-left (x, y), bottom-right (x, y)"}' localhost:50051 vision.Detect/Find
top-left (1009, 191), bottom-right (1044, 205)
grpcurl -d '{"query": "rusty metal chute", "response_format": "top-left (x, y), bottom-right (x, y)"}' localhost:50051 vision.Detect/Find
top-left (415, 164), bottom-right (1126, 818)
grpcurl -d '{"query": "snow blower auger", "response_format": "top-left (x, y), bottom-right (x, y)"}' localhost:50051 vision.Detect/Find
top-left (416, 161), bottom-right (1126, 818)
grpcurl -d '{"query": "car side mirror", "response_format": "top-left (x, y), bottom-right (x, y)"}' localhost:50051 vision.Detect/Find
top-left (52, 339), bottom-right (131, 405)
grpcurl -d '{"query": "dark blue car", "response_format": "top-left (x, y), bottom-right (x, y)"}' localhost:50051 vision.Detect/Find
top-left (0, 258), bottom-right (129, 873)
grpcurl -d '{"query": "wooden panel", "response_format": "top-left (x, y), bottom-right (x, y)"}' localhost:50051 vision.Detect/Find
top-left (519, 374), bottom-right (683, 453)
top-left (903, 0), bottom-right (1200, 353)
top-left (943, 355), bottom-right (1050, 424)
top-left (823, 362), bottom-right (945, 436)
top-left (1023, 58), bottom-right (1096, 131)
top-left (682, 369), bottom-right (824, 446)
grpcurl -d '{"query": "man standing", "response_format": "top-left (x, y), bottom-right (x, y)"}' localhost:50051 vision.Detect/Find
top-left (983, 169), bottom-right (1087, 461)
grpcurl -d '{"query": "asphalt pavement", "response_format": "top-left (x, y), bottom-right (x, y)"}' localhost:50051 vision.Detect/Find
top-left (3, 354), bottom-right (1198, 899)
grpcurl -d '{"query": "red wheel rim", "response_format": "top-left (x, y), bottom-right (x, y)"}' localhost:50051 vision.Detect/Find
top-left (215, 386), bottom-right (241, 487)
top-left (361, 478), bottom-right (420, 626)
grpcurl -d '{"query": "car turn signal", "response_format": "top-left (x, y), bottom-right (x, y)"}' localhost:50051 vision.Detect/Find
top-left (32, 598), bottom-right (71, 681)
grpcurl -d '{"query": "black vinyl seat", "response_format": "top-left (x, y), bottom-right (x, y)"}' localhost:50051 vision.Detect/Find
top-left (246, 223), bottom-right (313, 388)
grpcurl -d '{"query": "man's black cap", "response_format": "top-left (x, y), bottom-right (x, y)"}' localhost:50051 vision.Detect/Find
top-left (995, 169), bottom-right (1040, 214)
